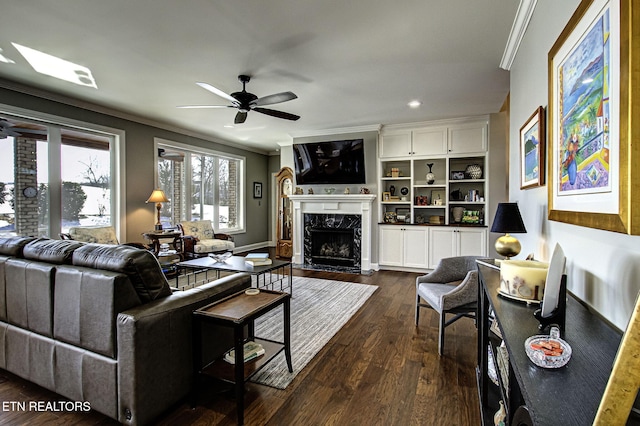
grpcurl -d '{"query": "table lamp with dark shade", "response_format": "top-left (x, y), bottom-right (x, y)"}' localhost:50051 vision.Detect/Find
top-left (490, 202), bottom-right (527, 259)
top-left (146, 189), bottom-right (169, 231)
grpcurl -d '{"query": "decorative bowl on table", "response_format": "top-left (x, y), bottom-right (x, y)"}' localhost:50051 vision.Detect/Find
top-left (524, 327), bottom-right (572, 368)
top-left (208, 252), bottom-right (232, 263)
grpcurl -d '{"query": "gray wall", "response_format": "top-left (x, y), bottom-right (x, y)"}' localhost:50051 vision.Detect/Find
top-left (509, 1), bottom-right (640, 330)
top-left (0, 85), bottom-right (271, 248)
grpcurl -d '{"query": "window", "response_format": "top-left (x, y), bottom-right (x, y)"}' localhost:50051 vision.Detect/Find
top-left (0, 108), bottom-right (123, 238)
top-left (156, 139), bottom-right (244, 233)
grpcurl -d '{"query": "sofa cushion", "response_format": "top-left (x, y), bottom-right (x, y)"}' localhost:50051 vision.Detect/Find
top-left (54, 266), bottom-right (141, 359)
top-left (0, 236), bottom-right (37, 257)
top-left (68, 225), bottom-right (119, 244)
top-left (72, 244), bottom-right (172, 302)
top-left (23, 238), bottom-right (84, 264)
top-left (180, 220), bottom-right (215, 240)
top-left (5, 259), bottom-right (56, 337)
top-left (193, 238), bottom-right (235, 253)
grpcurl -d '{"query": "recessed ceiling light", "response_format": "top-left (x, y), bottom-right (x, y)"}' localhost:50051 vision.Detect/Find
top-left (12, 43), bottom-right (97, 88)
top-left (223, 124), bottom-right (234, 128)
top-left (408, 100), bottom-right (422, 108)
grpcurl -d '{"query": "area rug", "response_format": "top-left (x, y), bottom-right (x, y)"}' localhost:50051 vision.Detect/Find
top-left (250, 276), bottom-right (377, 389)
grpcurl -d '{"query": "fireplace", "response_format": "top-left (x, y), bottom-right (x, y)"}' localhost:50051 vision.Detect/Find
top-left (288, 194), bottom-right (376, 273)
top-left (304, 213), bottom-right (361, 272)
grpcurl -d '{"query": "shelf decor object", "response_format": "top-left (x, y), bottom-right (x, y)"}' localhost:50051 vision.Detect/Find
top-left (465, 164), bottom-right (483, 179)
top-left (146, 188), bottom-right (169, 231)
top-left (548, 0), bottom-right (639, 235)
top-left (520, 106), bottom-right (545, 189)
top-left (425, 163), bottom-right (435, 184)
top-left (490, 202), bottom-right (527, 259)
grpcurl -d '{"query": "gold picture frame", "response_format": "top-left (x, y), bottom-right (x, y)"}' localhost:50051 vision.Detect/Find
top-left (547, 0), bottom-right (639, 234)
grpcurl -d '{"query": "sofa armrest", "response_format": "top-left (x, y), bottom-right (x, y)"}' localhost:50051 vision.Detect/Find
top-left (181, 235), bottom-right (198, 253)
top-left (213, 233), bottom-right (233, 242)
top-left (116, 272), bottom-right (250, 425)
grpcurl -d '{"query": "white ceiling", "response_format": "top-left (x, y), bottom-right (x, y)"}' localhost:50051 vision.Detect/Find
top-left (0, 1), bottom-right (519, 152)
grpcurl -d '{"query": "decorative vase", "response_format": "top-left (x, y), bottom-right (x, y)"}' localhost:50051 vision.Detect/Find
top-left (389, 185), bottom-right (396, 196)
top-left (494, 400), bottom-right (506, 426)
top-left (426, 163), bottom-right (435, 184)
top-left (452, 207), bottom-right (465, 223)
top-left (465, 164), bottom-right (482, 179)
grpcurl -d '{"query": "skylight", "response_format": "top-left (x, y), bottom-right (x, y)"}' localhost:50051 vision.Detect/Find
top-left (12, 43), bottom-right (98, 88)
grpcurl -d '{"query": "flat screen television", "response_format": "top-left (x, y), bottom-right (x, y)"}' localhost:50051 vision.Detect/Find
top-left (292, 139), bottom-right (366, 185)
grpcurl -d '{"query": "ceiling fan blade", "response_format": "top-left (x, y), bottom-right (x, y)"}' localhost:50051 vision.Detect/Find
top-left (253, 91), bottom-right (297, 106)
top-left (196, 82), bottom-right (238, 104)
top-left (234, 111), bottom-right (248, 124)
top-left (177, 105), bottom-right (232, 109)
top-left (253, 107), bottom-right (300, 121)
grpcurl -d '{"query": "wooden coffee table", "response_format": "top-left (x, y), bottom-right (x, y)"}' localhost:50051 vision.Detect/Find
top-left (192, 289), bottom-right (292, 425)
top-left (178, 255), bottom-right (294, 295)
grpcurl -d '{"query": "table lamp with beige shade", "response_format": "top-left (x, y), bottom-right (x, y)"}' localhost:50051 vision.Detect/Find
top-left (146, 189), bottom-right (169, 231)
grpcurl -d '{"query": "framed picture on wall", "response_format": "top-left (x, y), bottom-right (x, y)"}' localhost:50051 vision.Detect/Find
top-left (548, 0), bottom-right (638, 235)
top-left (520, 106), bottom-right (545, 189)
top-left (253, 182), bottom-right (263, 199)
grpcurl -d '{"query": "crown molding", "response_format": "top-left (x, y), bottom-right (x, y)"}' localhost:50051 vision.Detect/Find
top-left (286, 124), bottom-right (381, 142)
top-left (500, 0), bottom-right (538, 71)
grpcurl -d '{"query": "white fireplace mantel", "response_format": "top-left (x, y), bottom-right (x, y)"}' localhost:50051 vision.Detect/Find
top-left (288, 194), bottom-right (376, 271)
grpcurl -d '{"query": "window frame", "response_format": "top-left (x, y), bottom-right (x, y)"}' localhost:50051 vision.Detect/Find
top-left (154, 137), bottom-right (245, 234)
top-left (0, 103), bottom-right (126, 239)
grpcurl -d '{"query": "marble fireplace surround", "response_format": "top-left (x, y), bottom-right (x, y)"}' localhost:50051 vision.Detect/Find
top-left (288, 194), bottom-right (376, 272)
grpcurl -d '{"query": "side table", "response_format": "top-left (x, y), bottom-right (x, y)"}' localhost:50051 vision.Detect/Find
top-left (192, 289), bottom-right (293, 425)
top-left (142, 230), bottom-right (183, 256)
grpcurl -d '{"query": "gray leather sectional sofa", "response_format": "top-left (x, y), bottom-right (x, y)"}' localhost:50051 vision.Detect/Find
top-left (0, 236), bottom-right (251, 425)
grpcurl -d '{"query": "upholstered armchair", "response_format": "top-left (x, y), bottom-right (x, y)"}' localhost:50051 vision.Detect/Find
top-left (178, 220), bottom-right (235, 258)
top-left (415, 256), bottom-right (483, 356)
top-left (61, 225), bottom-right (147, 249)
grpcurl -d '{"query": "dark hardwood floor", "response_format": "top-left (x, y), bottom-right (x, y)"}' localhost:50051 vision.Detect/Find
top-left (0, 268), bottom-right (481, 426)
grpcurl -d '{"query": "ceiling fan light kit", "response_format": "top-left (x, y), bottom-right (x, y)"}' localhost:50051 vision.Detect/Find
top-left (180, 75), bottom-right (299, 124)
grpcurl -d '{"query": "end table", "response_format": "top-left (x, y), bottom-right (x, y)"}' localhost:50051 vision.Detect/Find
top-left (192, 289), bottom-right (292, 425)
top-left (142, 230), bottom-right (183, 256)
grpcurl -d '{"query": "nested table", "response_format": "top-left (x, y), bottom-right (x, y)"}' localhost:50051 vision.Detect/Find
top-left (178, 256), bottom-right (293, 295)
top-left (192, 289), bottom-right (292, 425)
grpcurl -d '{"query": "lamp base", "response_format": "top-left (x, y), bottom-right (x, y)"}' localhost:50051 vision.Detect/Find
top-left (155, 224), bottom-right (163, 231)
top-left (495, 233), bottom-right (521, 259)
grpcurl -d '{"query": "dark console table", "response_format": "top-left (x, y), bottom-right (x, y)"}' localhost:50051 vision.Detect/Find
top-left (476, 259), bottom-right (624, 425)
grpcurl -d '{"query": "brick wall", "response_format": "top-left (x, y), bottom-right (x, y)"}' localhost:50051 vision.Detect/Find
top-left (14, 138), bottom-right (39, 236)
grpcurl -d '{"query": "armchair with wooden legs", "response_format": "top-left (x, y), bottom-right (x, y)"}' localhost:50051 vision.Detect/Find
top-left (415, 256), bottom-right (483, 356)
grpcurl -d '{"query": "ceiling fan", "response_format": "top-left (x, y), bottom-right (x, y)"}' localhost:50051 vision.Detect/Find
top-left (0, 118), bottom-right (21, 138)
top-left (178, 75), bottom-right (300, 124)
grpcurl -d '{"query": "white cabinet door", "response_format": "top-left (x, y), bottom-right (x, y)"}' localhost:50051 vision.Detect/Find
top-left (428, 227), bottom-right (487, 267)
top-left (412, 127), bottom-right (447, 156)
top-left (457, 227), bottom-right (487, 257)
top-left (379, 226), bottom-right (404, 266)
top-left (403, 227), bottom-right (429, 268)
top-left (428, 228), bottom-right (456, 268)
top-left (448, 123), bottom-right (487, 154)
top-left (380, 131), bottom-right (412, 158)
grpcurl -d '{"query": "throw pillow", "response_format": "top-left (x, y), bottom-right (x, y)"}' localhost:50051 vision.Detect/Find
top-left (180, 220), bottom-right (215, 240)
